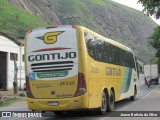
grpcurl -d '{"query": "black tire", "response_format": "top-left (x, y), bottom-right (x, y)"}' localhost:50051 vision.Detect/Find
top-left (130, 95), bottom-right (135, 101)
top-left (130, 86), bottom-right (137, 101)
top-left (98, 91), bottom-right (107, 115)
top-left (107, 90), bottom-right (114, 112)
top-left (148, 84), bottom-right (151, 88)
top-left (54, 111), bottom-right (64, 116)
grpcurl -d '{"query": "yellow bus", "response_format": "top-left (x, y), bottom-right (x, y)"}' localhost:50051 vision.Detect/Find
top-left (25, 25), bottom-right (140, 115)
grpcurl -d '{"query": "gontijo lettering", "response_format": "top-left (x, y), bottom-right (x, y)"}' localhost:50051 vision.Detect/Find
top-left (106, 67), bottom-right (121, 76)
top-left (28, 52), bottom-right (76, 62)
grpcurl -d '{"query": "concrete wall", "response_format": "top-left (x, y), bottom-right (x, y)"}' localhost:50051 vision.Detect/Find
top-left (7, 47), bottom-right (25, 90)
top-left (0, 36), bottom-right (25, 90)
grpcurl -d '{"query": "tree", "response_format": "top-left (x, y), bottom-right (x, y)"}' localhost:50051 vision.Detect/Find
top-left (150, 26), bottom-right (160, 62)
top-left (138, 0), bottom-right (160, 19)
top-left (138, 0), bottom-right (160, 64)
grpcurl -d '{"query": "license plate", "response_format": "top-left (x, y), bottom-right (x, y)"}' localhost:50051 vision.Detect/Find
top-left (48, 101), bottom-right (59, 106)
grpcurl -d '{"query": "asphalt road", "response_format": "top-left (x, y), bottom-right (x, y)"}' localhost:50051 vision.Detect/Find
top-left (0, 79), bottom-right (160, 120)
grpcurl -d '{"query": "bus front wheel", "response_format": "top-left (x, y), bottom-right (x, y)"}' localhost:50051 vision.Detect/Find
top-left (130, 86), bottom-right (137, 101)
top-left (98, 91), bottom-right (107, 115)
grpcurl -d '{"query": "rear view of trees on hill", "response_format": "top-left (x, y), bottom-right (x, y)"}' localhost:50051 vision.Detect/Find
top-left (138, 0), bottom-right (160, 64)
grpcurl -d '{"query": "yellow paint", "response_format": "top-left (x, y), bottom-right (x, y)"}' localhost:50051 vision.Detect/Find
top-left (25, 26), bottom-right (138, 111)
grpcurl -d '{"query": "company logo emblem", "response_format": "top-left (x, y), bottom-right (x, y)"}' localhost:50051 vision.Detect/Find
top-left (37, 31), bottom-right (64, 44)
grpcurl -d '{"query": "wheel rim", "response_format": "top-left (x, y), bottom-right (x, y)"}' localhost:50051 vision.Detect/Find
top-left (101, 92), bottom-right (107, 111)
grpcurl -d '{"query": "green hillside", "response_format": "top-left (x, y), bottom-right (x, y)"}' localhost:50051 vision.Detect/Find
top-left (0, 0), bottom-right (49, 39)
top-left (49, 0), bottom-right (157, 62)
top-left (50, 0), bottom-right (98, 31)
top-left (0, 0), bottom-right (158, 63)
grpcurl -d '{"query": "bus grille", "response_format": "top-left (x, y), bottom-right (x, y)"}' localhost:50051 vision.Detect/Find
top-left (31, 61), bottom-right (74, 72)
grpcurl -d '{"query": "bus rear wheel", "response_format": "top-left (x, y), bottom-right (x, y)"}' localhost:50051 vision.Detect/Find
top-left (107, 90), bottom-right (114, 112)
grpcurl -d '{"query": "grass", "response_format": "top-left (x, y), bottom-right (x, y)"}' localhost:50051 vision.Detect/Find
top-left (0, 0), bottom-right (49, 39)
top-left (52, 0), bottom-right (86, 16)
top-left (0, 96), bottom-right (20, 107)
top-left (83, 0), bottom-right (106, 6)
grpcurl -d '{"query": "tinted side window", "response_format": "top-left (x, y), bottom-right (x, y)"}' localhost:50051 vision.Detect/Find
top-left (84, 32), bottom-right (135, 68)
top-left (86, 38), bottom-right (97, 59)
top-left (85, 32), bottom-right (97, 60)
top-left (119, 49), bottom-right (125, 66)
top-left (102, 42), bottom-right (110, 63)
top-left (130, 54), bottom-right (136, 68)
top-left (95, 39), bottom-right (104, 61)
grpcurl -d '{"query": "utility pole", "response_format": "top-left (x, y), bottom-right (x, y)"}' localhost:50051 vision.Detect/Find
top-left (19, 43), bottom-right (22, 90)
top-left (13, 54), bottom-right (18, 94)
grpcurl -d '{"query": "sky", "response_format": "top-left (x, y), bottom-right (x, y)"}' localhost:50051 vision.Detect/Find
top-left (111, 0), bottom-right (160, 25)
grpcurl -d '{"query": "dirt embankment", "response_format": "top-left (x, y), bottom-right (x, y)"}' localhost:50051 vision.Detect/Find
top-left (8, 0), bottom-right (61, 25)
